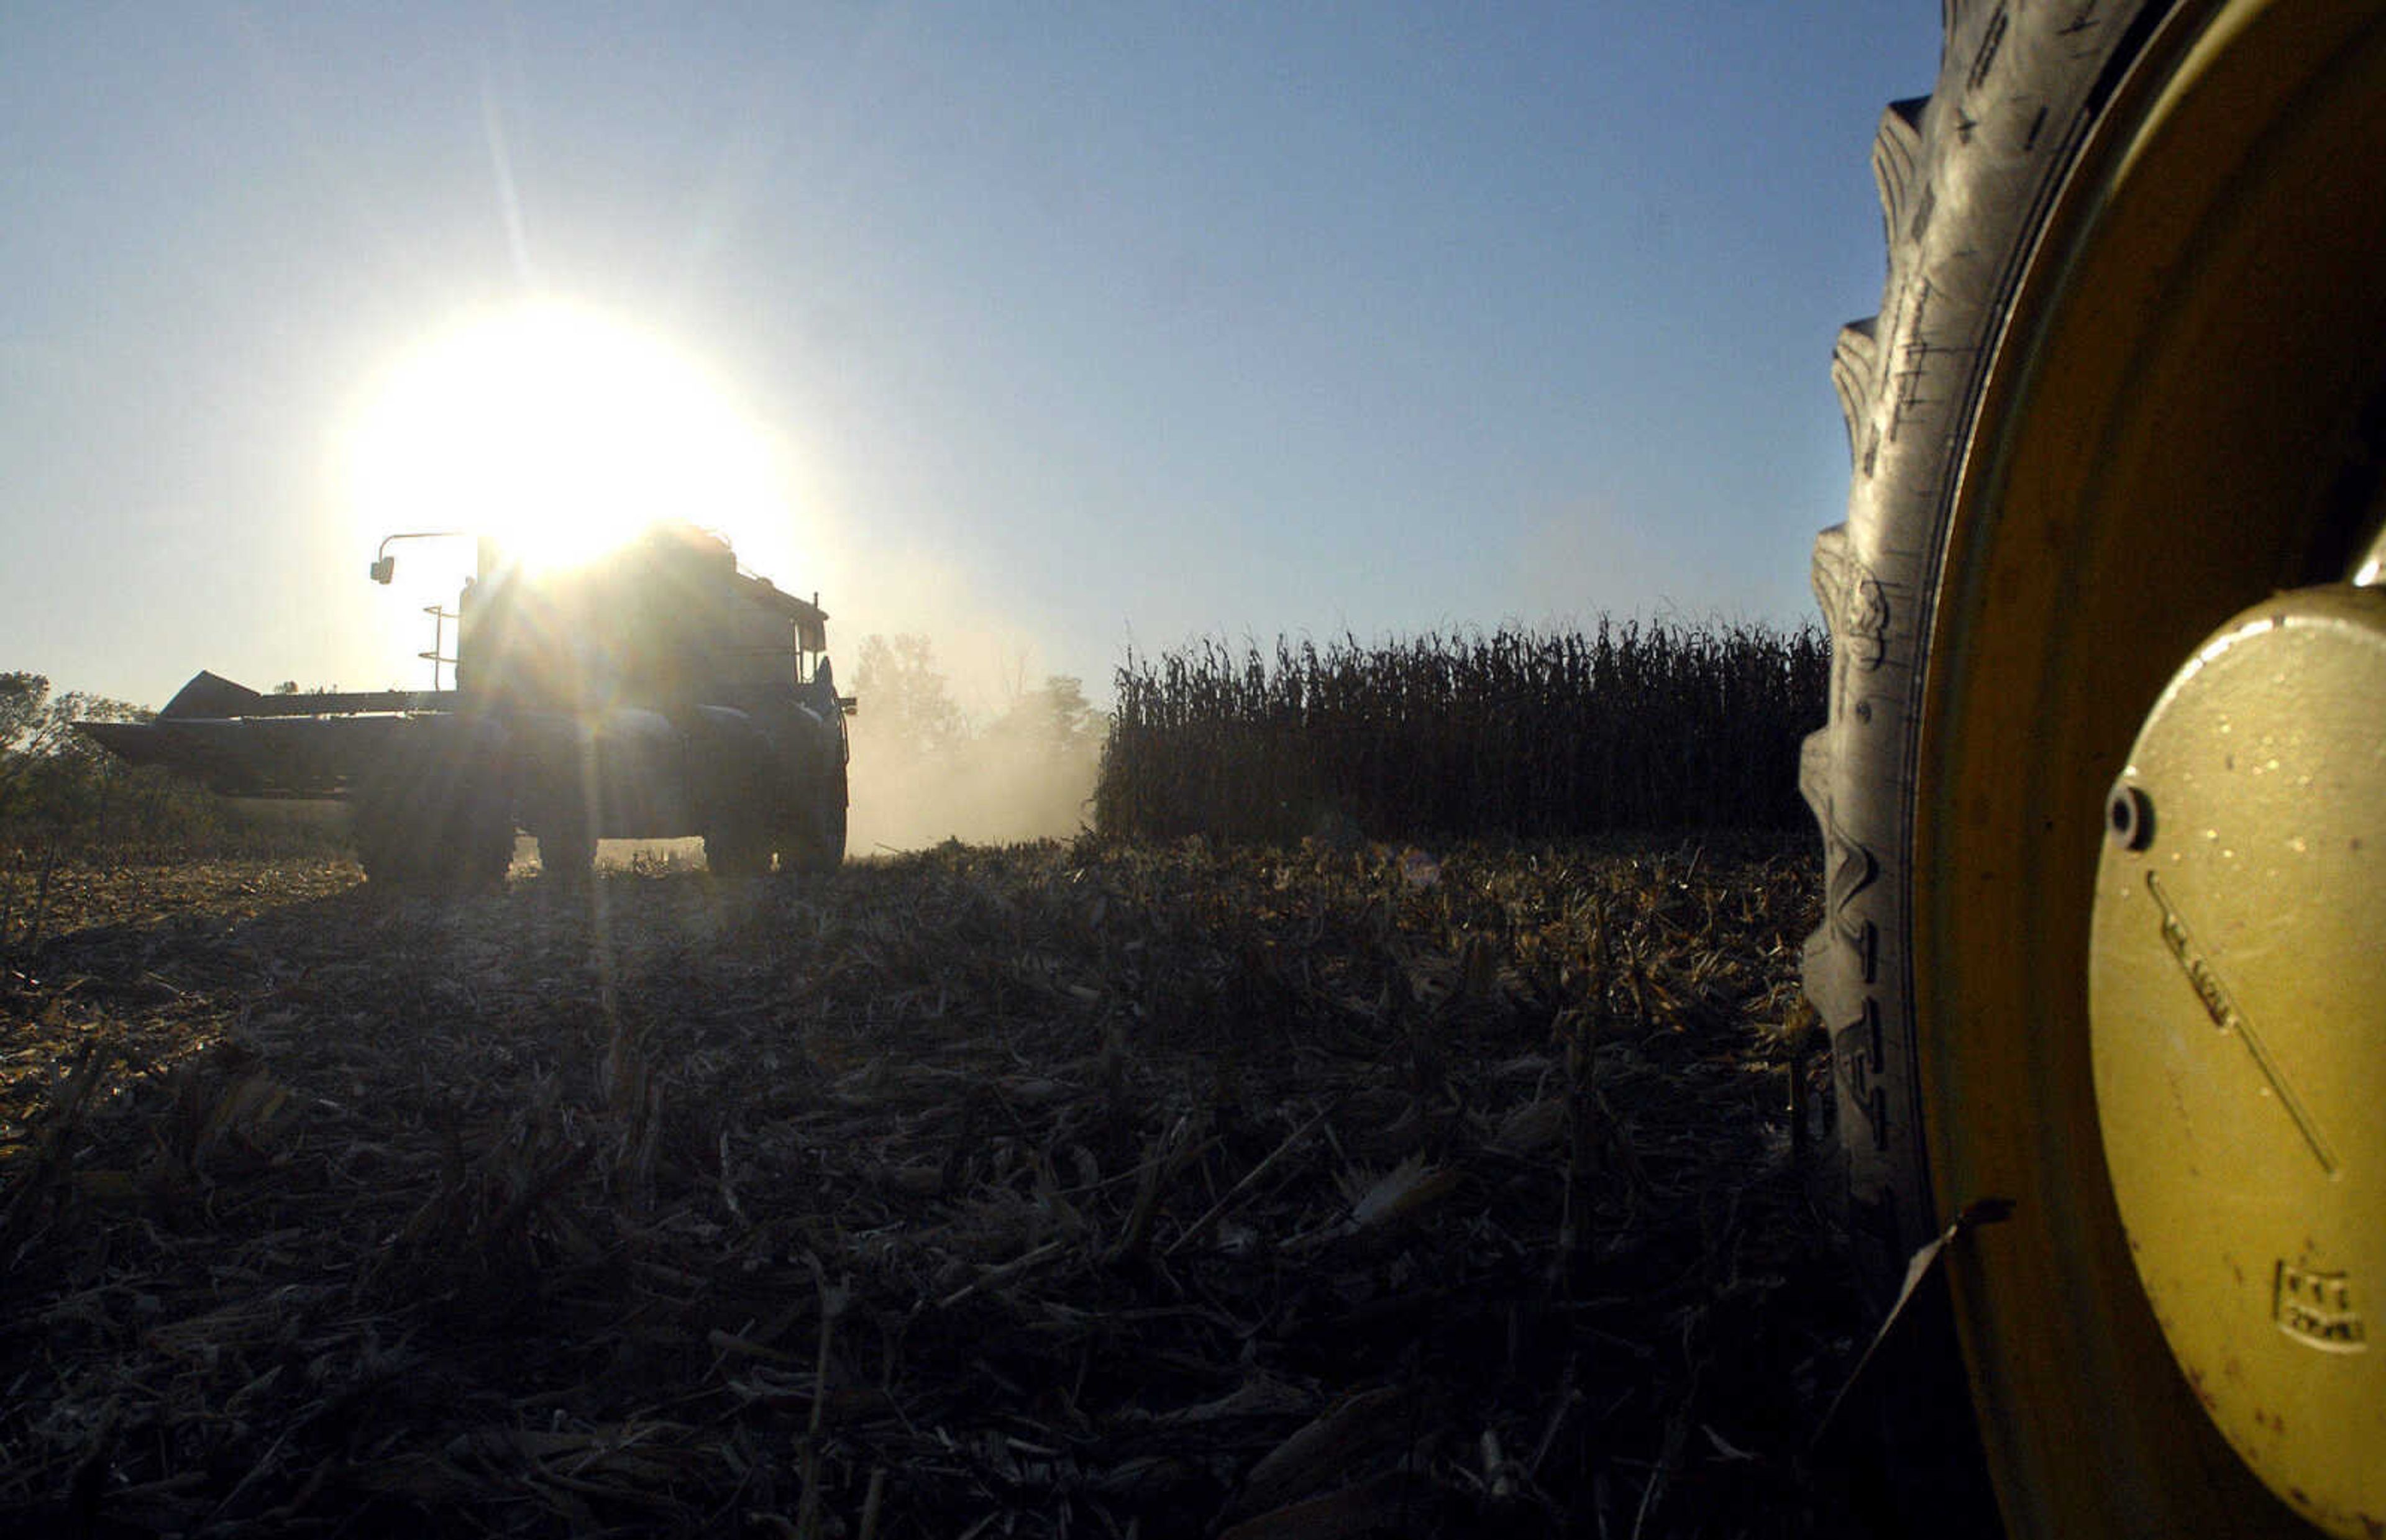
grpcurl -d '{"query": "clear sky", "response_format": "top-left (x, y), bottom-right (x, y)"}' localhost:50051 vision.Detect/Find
top-left (1, 3), bottom-right (1939, 718)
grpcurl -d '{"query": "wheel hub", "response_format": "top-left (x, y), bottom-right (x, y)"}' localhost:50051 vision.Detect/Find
top-left (2091, 582), bottom-right (2386, 1533)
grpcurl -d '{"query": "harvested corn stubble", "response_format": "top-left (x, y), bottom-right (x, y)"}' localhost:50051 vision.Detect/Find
top-left (0, 837), bottom-right (1888, 1538)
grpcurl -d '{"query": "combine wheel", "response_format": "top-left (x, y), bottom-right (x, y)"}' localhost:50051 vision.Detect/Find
top-left (352, 726), bottom-right (513, 894)
top-left (537, 816), bottom-right (596, 886)
top-left (704, 824), bottom-right (771, 878)
top-left (351, 762), bottom-right (424, 888)
top-left (444, 790), bottom-right (514, 893)
top-left (1807, 1), bottom-right (2386, 1534)
top-left (704, 757), bottom-right (772, 877)
top-left (781, 762), bottom-right (848, 877)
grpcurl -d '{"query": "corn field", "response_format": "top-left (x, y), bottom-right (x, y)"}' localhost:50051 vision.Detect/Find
top-left (1096, 619), bottom-right (1829, 840)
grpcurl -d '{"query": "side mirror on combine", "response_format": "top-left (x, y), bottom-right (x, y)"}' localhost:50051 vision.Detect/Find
top-left (370, 555), bottom-right (395, 585)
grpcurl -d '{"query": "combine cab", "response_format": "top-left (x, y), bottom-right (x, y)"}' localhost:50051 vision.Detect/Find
top-left (84, 524), bottom-right (853, 886)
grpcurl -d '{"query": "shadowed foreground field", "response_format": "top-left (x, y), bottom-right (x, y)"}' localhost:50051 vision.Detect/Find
top-left (0, 839), bottom-right (1908, 1538)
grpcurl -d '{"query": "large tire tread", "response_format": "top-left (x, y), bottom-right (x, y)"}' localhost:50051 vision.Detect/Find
top-left (1808, 0), bottom-right (2188, 1303)
top-left (353, 725), bottom-right (513, 895)
top-left (1803, 3), bottom-right (2192, 1534)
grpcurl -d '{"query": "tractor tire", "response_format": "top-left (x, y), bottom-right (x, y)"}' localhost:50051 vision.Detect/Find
top-left (1808, 1), bottom-right (2386, 1534)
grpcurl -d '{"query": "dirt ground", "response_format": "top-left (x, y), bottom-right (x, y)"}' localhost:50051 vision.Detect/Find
top-left (0, 837), bottom-right (1923, 1538)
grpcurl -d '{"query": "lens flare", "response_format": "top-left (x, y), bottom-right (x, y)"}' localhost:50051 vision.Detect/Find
top-left (344, 301), bottom-right (782, 573)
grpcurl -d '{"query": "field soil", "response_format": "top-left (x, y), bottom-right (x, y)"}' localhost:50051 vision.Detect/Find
top-left (0, 837), bottom-right (1908, 1538)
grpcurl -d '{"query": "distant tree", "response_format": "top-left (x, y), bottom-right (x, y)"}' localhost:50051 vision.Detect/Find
top-left (4, 675), bottom-right (147, 750)
top-left (989, 675), bottom-right (1099, 763)
top-left (0, 672), bottom-right (150, 829)
top-left (1036, 675), bottom-right (1097, 756)
top-left (0, 673), bottom-right (47, 758)
top-left (854, 634), bottom-right (967, 761)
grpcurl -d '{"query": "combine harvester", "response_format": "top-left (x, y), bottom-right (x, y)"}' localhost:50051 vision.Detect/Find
top-left (85, 524), bottom-right (852, 887)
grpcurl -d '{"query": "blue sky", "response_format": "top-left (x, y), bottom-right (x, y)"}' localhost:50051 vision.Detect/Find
top-left (1, 4), bottom-right (1938, 716)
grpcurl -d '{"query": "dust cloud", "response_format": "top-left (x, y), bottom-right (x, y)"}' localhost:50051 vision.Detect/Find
top-left (839, 633), bottom-right (1104, 855)
top-left (844, 718), bottom-right (1101, 854)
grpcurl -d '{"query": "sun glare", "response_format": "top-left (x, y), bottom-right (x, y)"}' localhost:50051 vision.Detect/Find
top-left (344, 302), bottom-right (783, 575)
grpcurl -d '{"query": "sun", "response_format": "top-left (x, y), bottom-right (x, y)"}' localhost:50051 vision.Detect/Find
top-left (343, 301), bottom-right (782, 575)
